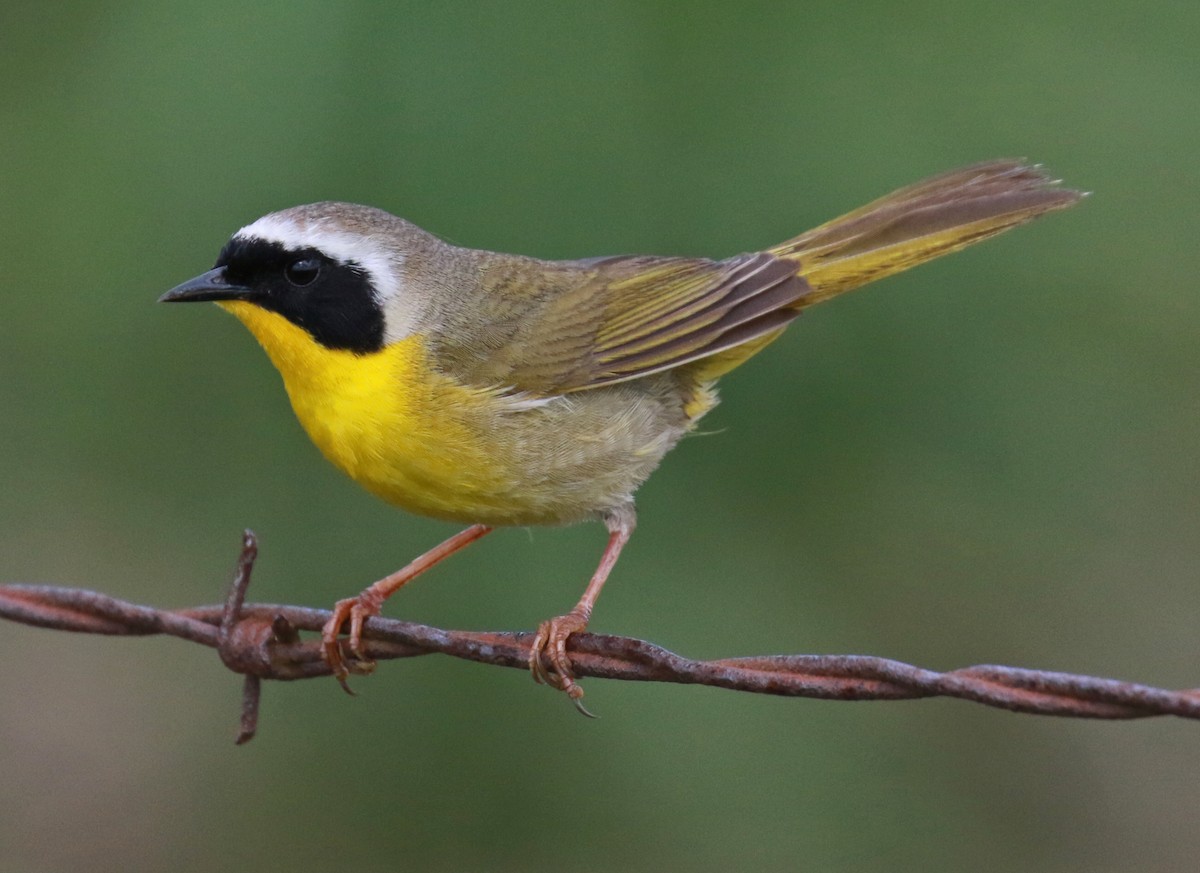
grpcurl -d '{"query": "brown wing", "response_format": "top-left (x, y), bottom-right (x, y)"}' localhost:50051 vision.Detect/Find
top-left (433, 160), bottom-right (1078, 397)
top-left (450, 251), bottom-right (810, 395)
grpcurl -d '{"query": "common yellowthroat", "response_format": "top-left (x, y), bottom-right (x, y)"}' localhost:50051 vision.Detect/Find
top-left (161, 160), bottom-right (1081, 709)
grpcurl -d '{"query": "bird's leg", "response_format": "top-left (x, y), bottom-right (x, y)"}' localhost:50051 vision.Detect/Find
top-left (322, 523), bottom-right (492, 691)
top-left (530, 510), bottom-right (635, 713)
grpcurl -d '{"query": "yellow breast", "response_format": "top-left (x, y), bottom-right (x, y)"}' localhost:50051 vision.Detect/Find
top-left (218, 301), bottom-right (521, 523)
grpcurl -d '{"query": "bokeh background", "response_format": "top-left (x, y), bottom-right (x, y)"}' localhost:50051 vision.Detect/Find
top-left (2, 3), bottom-right (1198, 871)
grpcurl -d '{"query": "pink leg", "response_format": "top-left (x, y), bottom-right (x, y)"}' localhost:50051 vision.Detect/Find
top-left (322, 524), bottom-right (492, 691)
top-left (530, 511), bottom-right (635, 713)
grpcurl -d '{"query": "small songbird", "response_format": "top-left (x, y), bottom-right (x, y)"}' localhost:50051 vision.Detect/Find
top-left (161, 160), bottom-right (1081, 710)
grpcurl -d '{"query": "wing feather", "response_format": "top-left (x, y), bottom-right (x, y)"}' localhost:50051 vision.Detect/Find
top-left (436, 251), bottom-right (809, 396)
top-left (548, 252), bottom-right (808, 392)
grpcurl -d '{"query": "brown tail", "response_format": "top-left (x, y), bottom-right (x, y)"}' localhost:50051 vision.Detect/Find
top-left (770, 160), bottom-right (1084, 307)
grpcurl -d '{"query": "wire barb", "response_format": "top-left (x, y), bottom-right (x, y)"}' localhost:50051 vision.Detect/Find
top-left (2, 530), bottom-right (1198, 742)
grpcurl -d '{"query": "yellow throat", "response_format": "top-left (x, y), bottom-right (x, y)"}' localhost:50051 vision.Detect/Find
top-left (217, 300), bottom-right (513, 523)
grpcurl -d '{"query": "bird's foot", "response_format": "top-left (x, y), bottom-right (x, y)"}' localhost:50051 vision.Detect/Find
top-left (321, 590), bottom-right (383, 693)
top-left (529, 609), bottom-right (596, 717)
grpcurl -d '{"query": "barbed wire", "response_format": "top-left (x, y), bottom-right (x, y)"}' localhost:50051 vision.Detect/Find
top-left (2, 530), bottom-right (1197, 743)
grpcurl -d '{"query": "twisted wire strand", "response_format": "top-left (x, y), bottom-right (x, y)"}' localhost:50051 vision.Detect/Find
top-left (2, 531), bottom-right (1197, 742)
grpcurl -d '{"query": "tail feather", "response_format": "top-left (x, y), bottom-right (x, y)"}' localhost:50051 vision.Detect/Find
top-left (770, 160), bottom-right (1084, 306)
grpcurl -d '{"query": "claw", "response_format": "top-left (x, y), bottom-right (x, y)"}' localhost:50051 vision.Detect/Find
top-left (321, 595), bottom-right (378, 692)
top-left (529, 610), bottom-right (593, 712)
top-left (571, 694), bottom-right (598, 719)
top-left (334, 671), bottom-right (356, 696)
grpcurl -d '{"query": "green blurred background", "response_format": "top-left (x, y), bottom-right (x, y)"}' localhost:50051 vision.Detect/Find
top-left (2, 3), bottom-right (1198, 871)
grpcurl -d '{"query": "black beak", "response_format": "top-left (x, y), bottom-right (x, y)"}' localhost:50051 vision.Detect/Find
top-left (159, 267), bottom-right (253, 303)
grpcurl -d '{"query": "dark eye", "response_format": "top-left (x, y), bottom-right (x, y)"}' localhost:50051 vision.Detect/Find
top-left (285, 257), bottom-right (321, 286)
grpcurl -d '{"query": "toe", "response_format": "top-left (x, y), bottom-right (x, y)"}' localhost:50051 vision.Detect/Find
top-left (321, 603), bottom-right (350, 668)
top-left (348, 602), bottom-right (374, 663)
top-left (528, 623), bottom-right (554, 687)
top-left (528, 611), bottom-right (590, 703)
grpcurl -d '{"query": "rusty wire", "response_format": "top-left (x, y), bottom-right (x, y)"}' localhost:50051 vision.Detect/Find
top-left (2, 530), bottom-right (1197, 743)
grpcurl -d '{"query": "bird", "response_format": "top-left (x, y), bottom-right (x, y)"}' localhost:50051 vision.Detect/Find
top-left (160, 159), bottom-right (1081, 712)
